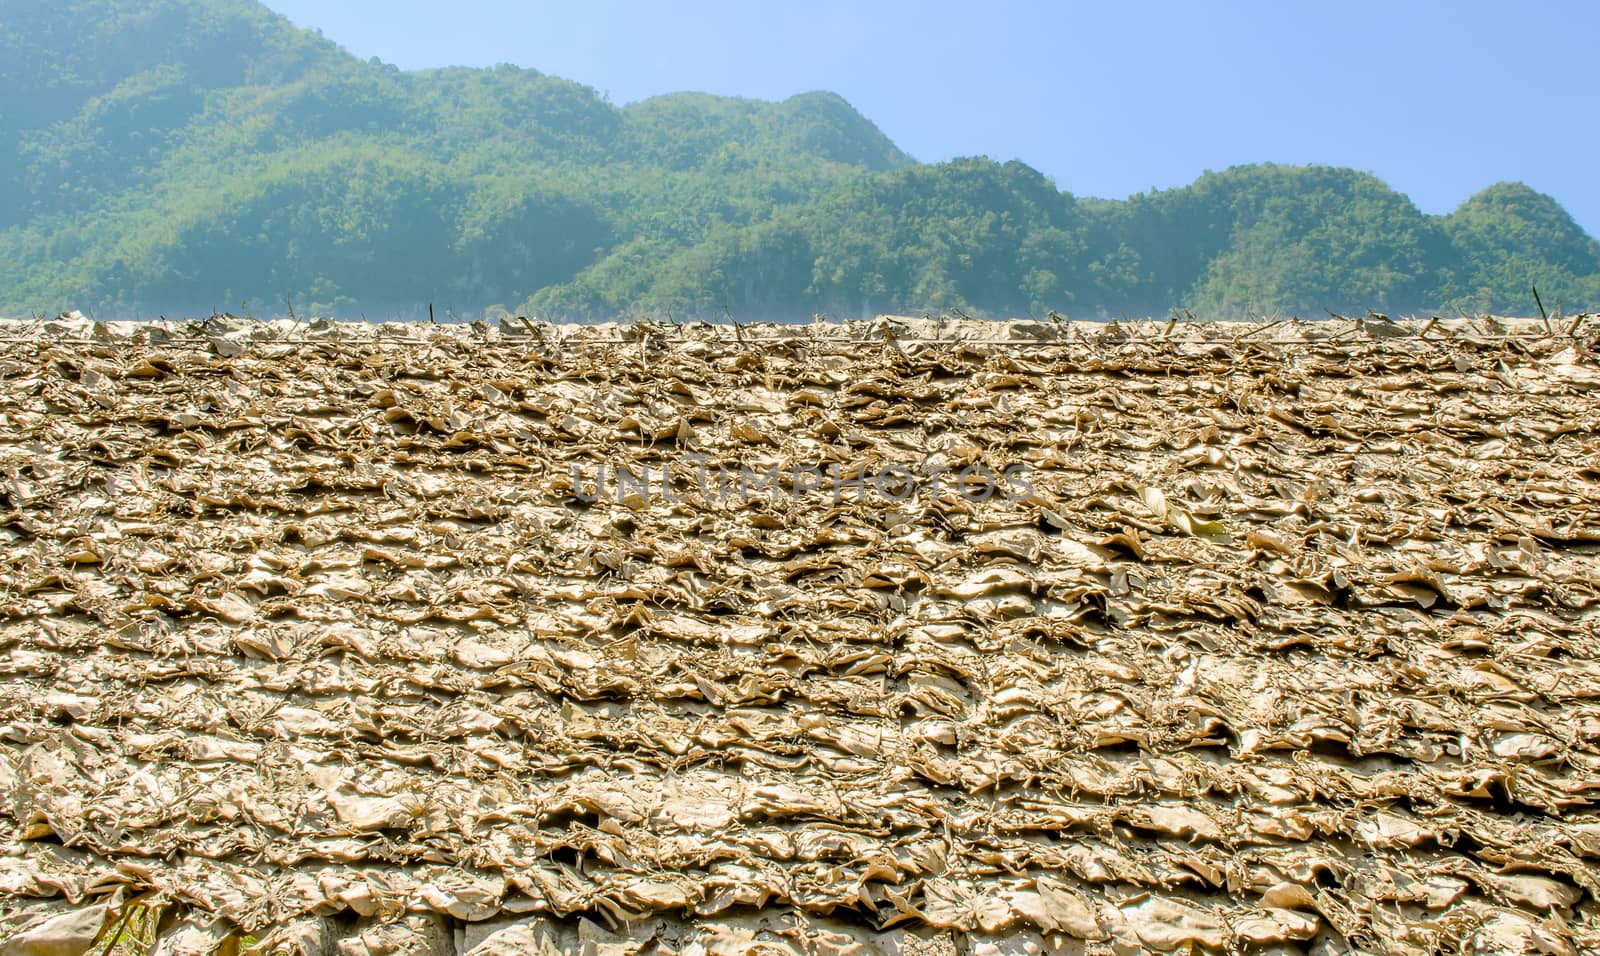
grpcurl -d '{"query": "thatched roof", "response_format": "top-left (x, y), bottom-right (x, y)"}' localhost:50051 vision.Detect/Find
top-left (2, 313), bottom-right (1598, 954)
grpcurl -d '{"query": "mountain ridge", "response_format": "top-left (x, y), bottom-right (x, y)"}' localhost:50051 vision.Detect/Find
top-left (1, 0), bottom-right (1596, 319)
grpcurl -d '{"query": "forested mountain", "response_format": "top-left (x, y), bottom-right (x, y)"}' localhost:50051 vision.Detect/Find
top-left (2, 0), bottom-right (1597, 320)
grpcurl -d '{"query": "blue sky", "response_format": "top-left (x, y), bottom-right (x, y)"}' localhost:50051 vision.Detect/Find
top-left (263, 0), bottom-right (1599, 236)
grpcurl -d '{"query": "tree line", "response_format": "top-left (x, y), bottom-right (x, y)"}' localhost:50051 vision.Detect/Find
top-left (2, 0), bottom-right (1595, 320)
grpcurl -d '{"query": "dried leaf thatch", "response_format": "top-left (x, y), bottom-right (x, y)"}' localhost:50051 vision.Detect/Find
top-left (1, 312), bottom-right (1598, 954)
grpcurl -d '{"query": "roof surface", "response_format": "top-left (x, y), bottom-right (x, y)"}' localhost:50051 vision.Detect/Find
top-left (2, 314), bottom-right (1598, 954)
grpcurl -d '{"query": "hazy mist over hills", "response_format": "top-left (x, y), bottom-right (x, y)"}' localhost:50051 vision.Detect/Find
top-left (2, 0), bottom-right (1597, 320)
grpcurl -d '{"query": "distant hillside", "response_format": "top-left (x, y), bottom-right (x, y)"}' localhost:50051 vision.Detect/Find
top-left (1, 0), bottom-right (1596, 319)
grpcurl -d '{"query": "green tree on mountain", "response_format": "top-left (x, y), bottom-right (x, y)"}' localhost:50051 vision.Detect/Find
top-left (1441, 182), bottom-right (1600, 315)
top-left (1, 0), bottom-right (1596, 319)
